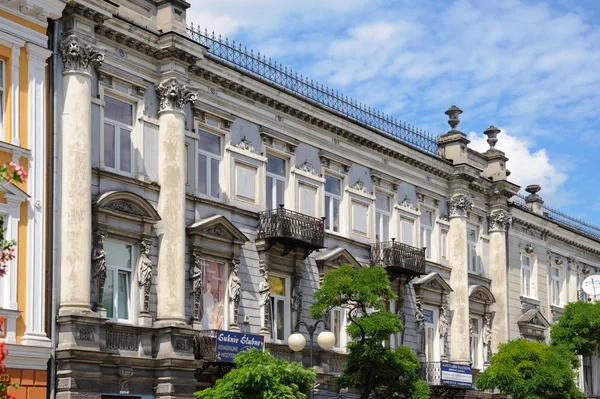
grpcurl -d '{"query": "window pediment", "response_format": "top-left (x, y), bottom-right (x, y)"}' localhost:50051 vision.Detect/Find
top-left (94, 191), bottom-right (161, 223)
top-left (412, 272), bottom-right (453, 294)
top-left (469, 285), bottom-right (495, 305)
top-left (0, 181), bottom-right (29, 207)
top-left (518, 308), bottom-right (549, 342)
top-left (187, 215), bottom-right (249, 244)
top-left (316, 247), bottom-right (361, 269)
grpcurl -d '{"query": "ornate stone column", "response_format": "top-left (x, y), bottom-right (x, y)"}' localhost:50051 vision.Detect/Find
top-left (447, 194), bottom-right (473, 364)
top-left (58, 37), bottom-right (104, 316)
top-left (488, 209), bottom-right (511, 352)
top-left (154, 78), bottom-right (195, 325)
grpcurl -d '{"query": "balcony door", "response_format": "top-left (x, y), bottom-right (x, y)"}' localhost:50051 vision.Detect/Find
top-left (423, 308), bottom-right (440, 362)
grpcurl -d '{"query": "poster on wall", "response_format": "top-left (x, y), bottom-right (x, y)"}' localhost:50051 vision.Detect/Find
top-left (200, 259), bottom-right (225, 330)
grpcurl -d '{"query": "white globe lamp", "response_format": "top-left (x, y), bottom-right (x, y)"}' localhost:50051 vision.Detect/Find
top-left (288, 332), bottom-right (307, 352)
top-left (317, 330), bottom-right (336, 350)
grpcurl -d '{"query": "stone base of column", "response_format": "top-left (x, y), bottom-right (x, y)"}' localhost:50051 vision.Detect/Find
top-left (138, 313), bottom-right (153, 327)
top-left (154, 327), bottom-right (196, 360)
top-left (191, 321), bottom-right (202, 330)
top-left (154, 318), bottom-right (187, 328)
top-left (58, 303), bottom-right (94, 317)
top-left (21, 332), bottom-right (51, 347)
top-left (229, 323), bottom-right (240, 332)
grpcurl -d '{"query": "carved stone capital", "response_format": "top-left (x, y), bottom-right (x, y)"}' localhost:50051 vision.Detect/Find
top-left (155, 78), bottom-right (196, 112)
top-left (488, 209), bottom-right (512, 232)
top-left (59, 37), bottom-right (104, 74)
top-left (448, 194), bottom-right (473, 219)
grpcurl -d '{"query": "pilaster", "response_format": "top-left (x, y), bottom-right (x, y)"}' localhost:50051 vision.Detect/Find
top-left (57, 35), bottom-right (104, 316)
top-left (154, 78), bottom-right (195, 326)
top-left (11, 45), bottom-right (20, 146)
top-left (447, 194), bottom-right (473, 364)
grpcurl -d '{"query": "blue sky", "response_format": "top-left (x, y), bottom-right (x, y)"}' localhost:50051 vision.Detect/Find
top-left (187, 0), bottom-right (600, 225)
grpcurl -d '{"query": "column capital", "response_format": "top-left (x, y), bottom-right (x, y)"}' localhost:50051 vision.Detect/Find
top-left (59, 36), bottom-right (104, 75)
top-left (488, 209), bottom-right (512, 232)
top-left (155, 78), bottom-right (196, 113)
top-left (448, 194), bottom-right (473, 219)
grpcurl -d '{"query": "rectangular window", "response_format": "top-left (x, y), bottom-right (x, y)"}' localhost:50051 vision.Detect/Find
top-left (552, 266), bottom-right (561, 306)
top-left (199, 259), bottom-right (226, 330)
top-left (521, 255), bottom-right (532, 297)
top-left (423, 309), bottom-right (439, 362)
top-left (440, 229), bottom-right (448, 260)
top-left (400, 218), bottom-right (414, 246)
top-left (420, 210), bottom-right (433, 259)
top-left (325, 175), bottom-right (341, 232)
top-left (102, 241), bottom-right (133, 322)
top-left (331, 307), bottom-right (347, 350)
top-left (298, 183), bottom-right (317, 217)
top-left (470, 318), bottom-right (481, 369)
top-left (0, 60), bottom-right (4, 135)
top-left (104, 96), bottom-right (134, 174)
top-left (269, 275), bottom-right (289, 342)
top-left (579, 275), bottom-right (589, 302)
top-left (467, 227), bottom-right (479, 273)
top-left (266, 154), bottom-right (286, 209)
top-left (198, 130), bottom-right (221, 198)
top-left (375, 193), bottom-right (391, 242)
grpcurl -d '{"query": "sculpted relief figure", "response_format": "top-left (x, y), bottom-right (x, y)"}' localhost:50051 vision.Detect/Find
top-left (137, 240), bottom-right (153, 313)
top-left (92, 231), bottom-right (107, 309)
top-left (190, 252), bottom-right (203, 321)
top-left (259, 263), bottom-right (271, 330)
top-left (228, 260), bottom-right (242, 328)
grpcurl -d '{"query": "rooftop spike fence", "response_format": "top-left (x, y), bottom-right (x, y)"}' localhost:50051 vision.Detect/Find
top-left (187, 25), bottom-right (443, 157)
top-left (511, 194), bottom-right (600, 241)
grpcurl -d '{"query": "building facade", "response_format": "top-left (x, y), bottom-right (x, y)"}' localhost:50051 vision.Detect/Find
top-left (48, 1), bottom-right (598, 399)
top-left (0, 1), bottom-right (65, 398)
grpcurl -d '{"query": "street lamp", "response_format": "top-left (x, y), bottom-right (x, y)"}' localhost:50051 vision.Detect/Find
top-left (288, 320), bottom-right (336, 398)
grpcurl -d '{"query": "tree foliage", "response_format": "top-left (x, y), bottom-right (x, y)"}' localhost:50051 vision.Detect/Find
top-left (310, 264), bottom-right (429, 399)
top-left (550, 300), bottom-right (600, 357)
top-left (194, 348), bottom-right (315, 399)
top-left (475, 338), bottom-right (584, 399)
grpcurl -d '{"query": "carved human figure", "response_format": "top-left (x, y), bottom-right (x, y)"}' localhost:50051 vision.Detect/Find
top-left (439, 303), bottom-right (449, 356)
top-left (258, 263), bottom-right (271, 330)
top-left (415, 298), bottom-right (426, 354)
top-left (137, 240), bottom-right (153, 313)
top-left (189, 252), bottom-right (203, 321)
top-left (92, 231), bottom-right (107, 308)
top-left (291, 268), bottom-right (303, 327)
top-left (228, 260), bottom-right (242, 327)
top-left (483, 313), bottom-right (492, 362)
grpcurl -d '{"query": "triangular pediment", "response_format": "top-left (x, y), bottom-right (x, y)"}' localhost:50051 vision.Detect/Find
top-left (187, 215), bottom-right (249, 243)
top-left (315, 247), bottom-right (361, 268)
top-left (517, 309), bottom-right (550, 328)
top-left (412, 272), bottom-right (453, 293)
top-left (0, 181), bottom-right (28, 204)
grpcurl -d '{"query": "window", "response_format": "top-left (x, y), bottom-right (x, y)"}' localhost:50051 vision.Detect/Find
top-left (420, 210), bottom-right (433, 259)
top-left (102, 241), bottom-right (133, 322)
top-left (521, 255), bottom-right (533, 297)
top-left (470, 318), bottom-right (482, 369)
top-left (298, 183), bottom-right (318, 217)
top-left (467, 227), bottom-right (478, 273)
top-left (400, 217), bottom-right (414, 246)
top-left (269, 275), bottom-right (289, 342)
top-left (375, 193), bottom-right (391, 242)
top-left (325, 175), bottom-right (341, 232)
top-left (104, 96), bottom-right (134, 174)
top-left (266, 154), bottom-right (286, 209)
top-left (552, 266), bottom-right (561, 306)
top-left (198, 130), bottom-right (221, 198)
top-left (331, 307), bottom-right (348, 350)
top-left (579, 275), bottom-right (589, 302)
top-left (423, 309), bottom-right (439, 362)
top-left (199, 259), bottom-right (226, 330)
top-left (0, 60), bottom-right (4, 134)
top-left (440, 229), bottom-right (448, 260)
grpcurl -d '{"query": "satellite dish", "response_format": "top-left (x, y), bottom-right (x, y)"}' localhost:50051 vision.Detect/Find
top-left (582, 275), bottom-right (600, 296)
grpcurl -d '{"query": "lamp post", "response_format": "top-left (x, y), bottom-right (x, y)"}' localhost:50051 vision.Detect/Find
top-left (288, 320), bottom-right (336, 398)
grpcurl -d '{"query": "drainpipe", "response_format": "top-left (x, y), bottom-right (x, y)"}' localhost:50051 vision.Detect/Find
top-left (48, 18), bottom-right (60, 399)
top-left (505, 227), bottom-right (510, 341)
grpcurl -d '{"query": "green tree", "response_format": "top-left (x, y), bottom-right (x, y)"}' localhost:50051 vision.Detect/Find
top-left (550, 300), bottom-right (600, 356)
top-left (310, 264), bottom-right (430, 399)
top-left (194, 348), bottom-right (315, 399)
top-left (475, 338), bottom-right (584, 399)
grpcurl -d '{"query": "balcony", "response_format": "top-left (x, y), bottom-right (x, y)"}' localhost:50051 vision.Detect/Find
top-left (370, 239), bottom-right (426, 279)
top-left (420, 362), bottom-right (473, 396)
top-left (257, 205), bottom-right (325, 259)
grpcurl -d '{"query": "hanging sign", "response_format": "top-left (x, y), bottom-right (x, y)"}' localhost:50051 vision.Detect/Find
top-left (582, 275), bottom-right (600, 296)
top-left (214, 330), bottom-right (264, 362)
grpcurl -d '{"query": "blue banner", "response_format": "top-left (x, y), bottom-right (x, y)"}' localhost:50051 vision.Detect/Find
top-left (215, 330), bottom-right (264, 362)
top-left (441, 362), bottom-right (473, 388)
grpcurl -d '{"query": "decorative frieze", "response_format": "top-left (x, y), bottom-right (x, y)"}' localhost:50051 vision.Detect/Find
top-left (155, 78), bottom-right (196, 111)
top-left (77, 327), bottom-right (94, 341)
top-left (59, 38), bottom-right (104, 74)
top-left (447, 195), bottom-right (473, 218)
top-left (488, 209), bottom-right (512, 232)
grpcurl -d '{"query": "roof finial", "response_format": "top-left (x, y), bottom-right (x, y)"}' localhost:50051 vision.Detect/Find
top-left (445, 105), bottom-right (463, 133)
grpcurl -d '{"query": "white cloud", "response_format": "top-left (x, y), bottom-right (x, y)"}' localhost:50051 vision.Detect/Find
top-left (467, 131), bottom-right (567, 204)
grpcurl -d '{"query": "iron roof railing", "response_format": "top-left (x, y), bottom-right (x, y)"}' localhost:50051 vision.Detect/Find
top-left (511, 194), bottom-right (600, 241)
top-left (187, 25), bottom-right (443, 157)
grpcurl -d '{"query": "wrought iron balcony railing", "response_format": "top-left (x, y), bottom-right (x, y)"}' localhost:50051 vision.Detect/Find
top-left (420, 361), bottom-right (442, 386)
top-left (370, 239), bottom-right (426, 277)
top-left (257, 206), bottom-right (325, 258)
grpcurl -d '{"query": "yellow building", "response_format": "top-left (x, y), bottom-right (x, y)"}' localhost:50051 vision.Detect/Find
top-left (0, 2), bottom-right (64, 399)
